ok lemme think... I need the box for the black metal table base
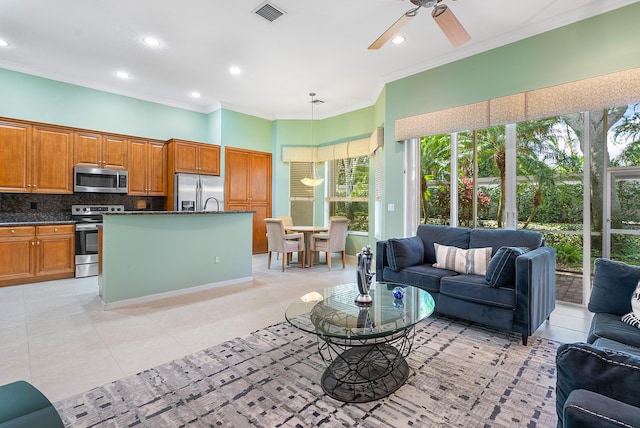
[317,327,414,403]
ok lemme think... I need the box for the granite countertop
[0,220,76,227]
[102,210,255,215]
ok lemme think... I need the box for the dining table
[285,225,329,267]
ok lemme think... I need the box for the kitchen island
[99,210,254,308]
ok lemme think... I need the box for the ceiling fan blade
[431,4,470,47]
[368,13,413,50]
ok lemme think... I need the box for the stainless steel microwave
[73,167,128,193]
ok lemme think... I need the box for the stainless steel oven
[72,205,124,278]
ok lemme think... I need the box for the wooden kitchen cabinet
[225,147,272,254]
[74,131,127,169]
[0,226,36,285]
[128,139,167,196]
[0,121,73,194]
[168,139,220,175]
[0,224,74,286]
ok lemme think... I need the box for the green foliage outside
[420,104,640,271]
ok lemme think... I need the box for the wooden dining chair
[264,218,305,271]
[309,217,349,270]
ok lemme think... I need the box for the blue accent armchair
[555,258,640,428]
[0,380,64,428]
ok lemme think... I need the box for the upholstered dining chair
[310,217,349,270]
[274,215,294,260]
[264,218,305,272]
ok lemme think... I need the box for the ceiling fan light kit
[301,92,325,187]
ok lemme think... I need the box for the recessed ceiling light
[0,39,9,47]
[190,91,201,99]
[229,66,242,75]
[142,36,162,47]
[392,35,406,45]
[115,70,131,79]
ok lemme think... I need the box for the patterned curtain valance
[395,67,640,141]
[282,127,384,162]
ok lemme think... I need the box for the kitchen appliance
[74,167,129,193]
[174,173,224,212]
[72,204,124,278]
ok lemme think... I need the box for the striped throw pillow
[433,243,493,275]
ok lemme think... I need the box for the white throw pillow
[433,243,493,276]
[632,280,640,319]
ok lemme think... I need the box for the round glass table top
[285,282,435,340]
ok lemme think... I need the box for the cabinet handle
[31,241,35,246]
[27,184,31,188]
[54,227,58,232]
[11,229,15,234]
[37,240,40,245]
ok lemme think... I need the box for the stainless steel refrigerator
[174,173,224,211]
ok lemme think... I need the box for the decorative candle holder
[355,245,375,306]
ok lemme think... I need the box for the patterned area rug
[55,317,559,427]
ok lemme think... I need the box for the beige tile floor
[0,253,591,403]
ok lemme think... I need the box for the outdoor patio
[556,271,586,305]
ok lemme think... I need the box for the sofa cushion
[386,236,424,272]
[587,312,640,348]
[485,246,529,288]
[439,275,516,309]
[381,264,456,294]
[417,224,471,264]
[588,258,640,315]
[433,243,492,275]
[469,228,543,253]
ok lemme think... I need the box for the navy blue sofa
[376,224,556,345]
[556,258,640,428]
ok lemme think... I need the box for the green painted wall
[0,68,209,142]
[101,213,253,304]
[381,2,640,238]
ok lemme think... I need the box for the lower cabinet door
[0,237,35,285]
[36,235,75,277]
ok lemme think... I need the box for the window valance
[282,127,383,162]
[395,67,640,141]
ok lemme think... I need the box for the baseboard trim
[101,276,254,310]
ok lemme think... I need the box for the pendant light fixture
[301,92,325,187]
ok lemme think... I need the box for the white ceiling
[0,0,637,120]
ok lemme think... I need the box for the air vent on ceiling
[254,2,285,22]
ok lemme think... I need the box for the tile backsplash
[0,193,166,222]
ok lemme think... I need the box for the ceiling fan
[368,0,470,50]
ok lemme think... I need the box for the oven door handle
[75,223,100,231]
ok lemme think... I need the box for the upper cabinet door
[102,135,128,170]
[172,140,199,173]
[127,138,148,196]
[31,126,73,194]
[148,141,167,196]
[197,144,220,176]
[0,120,31,192]
[74,132,102,168]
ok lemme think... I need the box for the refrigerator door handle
[195,177,201,211]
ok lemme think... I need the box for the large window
[327,156,369,231]
[289,162,314,225]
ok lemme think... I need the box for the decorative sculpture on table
[355,245,375,305]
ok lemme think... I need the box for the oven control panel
[71,205,125,215]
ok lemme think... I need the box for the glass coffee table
[285,282,435,403]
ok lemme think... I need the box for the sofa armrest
[375,240,388,281]
[513,246,556,338]
[556,342,640,428]
[562,389,640,428]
